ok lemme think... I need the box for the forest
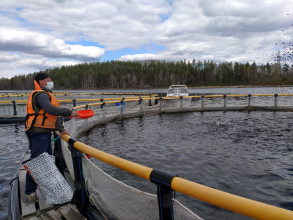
[0,59,292,90]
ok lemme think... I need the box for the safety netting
[61,99,202,220]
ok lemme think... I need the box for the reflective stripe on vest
[25,80,60,131]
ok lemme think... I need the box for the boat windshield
[168,89,177,94]
[179,89,187,93]
[168,88,188,94]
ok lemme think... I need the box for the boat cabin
[166,85,189,97]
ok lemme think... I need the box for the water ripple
[79,111,293,219]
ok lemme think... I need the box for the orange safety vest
[25,80,60,131]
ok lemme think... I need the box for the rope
[51,136,60,142]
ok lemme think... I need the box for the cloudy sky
[0,0,292,78]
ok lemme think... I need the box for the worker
[24,72,79,203]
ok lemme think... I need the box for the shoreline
[1,85,292,92]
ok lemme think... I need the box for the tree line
[0,60,292,90]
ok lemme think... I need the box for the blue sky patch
[16,7,23,11]
[17,17,35,27]
[102,43,166,61]
[159,12,172,22]
[65,39,105,48]
[10,52,21,55]
[17,17,26,22]
[166,0,173,5]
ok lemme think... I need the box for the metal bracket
[75,181,86,190]
[68,138,81,157]
[150,169,177,190]
[55,151,63,158]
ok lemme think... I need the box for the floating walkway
[14,152,88,220]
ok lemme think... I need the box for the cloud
[0,52,20,62]
[0,29,105,61]
[0,0,293,78]
[119,0,293,64]
[0,54,81,78]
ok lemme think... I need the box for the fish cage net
[61,100,202,220]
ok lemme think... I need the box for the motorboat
[164,85,191,108]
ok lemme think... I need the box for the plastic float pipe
[73,102,104,110]
[251,94,274,96]
[141,97,159,100]
[202,95,224,98]
[277,94,293,96]
[188,96,202,98]
[58,133,153,180]
[57,132,293,220]
[171,177,293,220]
[123,99,140,102]
[57,96,150,103]
[227,94,248,97]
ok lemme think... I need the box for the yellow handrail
[0,92,154,98]
[58,132,152,180]
[1,93,293,104]
[57,131,293,220]
[172,178,293,220]
[251,94,274,96]
[203,95,224,98]
[227,94,247,97]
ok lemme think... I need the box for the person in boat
[24,72,79,203]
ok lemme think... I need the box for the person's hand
[70,110,79,118]
[60,130,70,137]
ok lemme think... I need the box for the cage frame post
[121,98,125,116]
[160,97,162,113]
[248,94,251,106]
[100,99,106,120]
[68,138,89,208]
[140,98,143,114]
[72,99,76,107]
[223,94,227,108]
[274,94,278,107]
[11,101,17,115]
[53,132,66,174]
[201,95,204,109]
[150,169,176,220]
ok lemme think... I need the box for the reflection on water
[79,111,293,220]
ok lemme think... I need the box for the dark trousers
[25,132,52,195]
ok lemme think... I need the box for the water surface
[79,111,293,220]
[1,87,293,220]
